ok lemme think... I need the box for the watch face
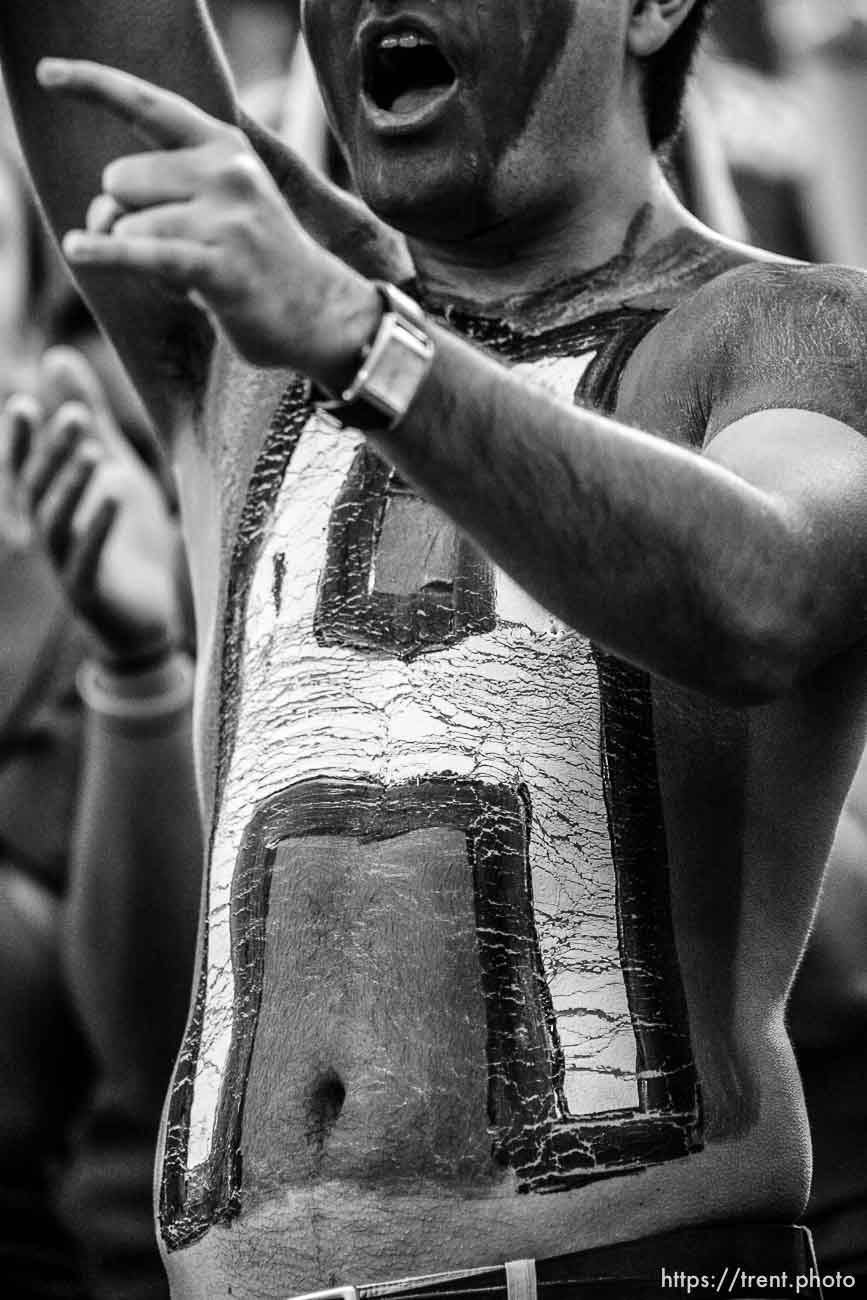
[314,448,496,659]
[332,298,435,432]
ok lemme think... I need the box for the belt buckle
[291,1290,358,1300]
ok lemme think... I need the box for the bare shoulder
[617,257,867,448]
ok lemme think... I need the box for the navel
[306,1069,347,1152]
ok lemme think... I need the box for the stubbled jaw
[361,23,459,134]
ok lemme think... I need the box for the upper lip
[356,11,461,85]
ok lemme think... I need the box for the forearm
[65,655,203,1109]
[0,0,235,434]
[370,326,813,702]
[0,0,235,222]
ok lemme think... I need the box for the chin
[353,145,492,242]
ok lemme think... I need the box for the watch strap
[316,281,435,433]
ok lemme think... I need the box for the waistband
[286,1223,822,1300]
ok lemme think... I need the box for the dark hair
[643,0,714,150]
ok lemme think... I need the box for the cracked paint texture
[160,314,700,1250]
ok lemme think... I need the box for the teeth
[378,31,434,51]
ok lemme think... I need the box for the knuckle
[86,195,107,230]
[218,152,261,196]
[220,209,252,244]
[57,401,92,435]
[41,345,83,375]
[222,125,249,153]
[76,444,101,476]
[112,211,149,240]
[134,87,157,118]
[102,159,125,194]
[111,213,134,239]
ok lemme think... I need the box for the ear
[626,0,700,59]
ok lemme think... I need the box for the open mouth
[364,30,458,119]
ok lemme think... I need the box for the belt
[287,1224,822,1300]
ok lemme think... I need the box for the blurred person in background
[779,11,867,1258]
[696,0,815,258]
[9,344,203,1300]
[1,13,309,1292]
[209,0,298,93]
[0,140,93,1299]
[0,143,44,375]
[2,94,200,1300]
[766,0,867,268]
[685,4,867,1277]
[698,0,867,266]
[788,751,867,1279]
[211,0,334,177]
[5,5,863,1294]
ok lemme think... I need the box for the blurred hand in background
[3,346,182,665]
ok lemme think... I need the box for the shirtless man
[1,1,866,1297]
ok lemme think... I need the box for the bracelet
[77,651,195,733]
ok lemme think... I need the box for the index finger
[37,58,230,149]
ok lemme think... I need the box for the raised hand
[37,59,381,389]
[4,347,181,664]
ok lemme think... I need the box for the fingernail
[37,58,70,86]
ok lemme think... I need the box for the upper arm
[714,267,867,669]
[0,0,237,440]
[622,262,867,671]
[700,267,867,632]
[706,407,867,664]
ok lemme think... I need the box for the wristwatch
[315,281,435,433]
